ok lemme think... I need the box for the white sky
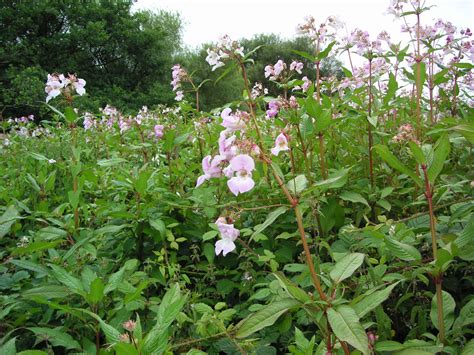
[133,0,473,50]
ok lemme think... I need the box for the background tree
[0,1,182,119]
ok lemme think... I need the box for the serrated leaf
[27,327,81,350]
[427,134,450,184]
[48,264,86,297]
[340,192,369,208]
[236,298,301,338]
[408,141,426,165]
[287,175,308,194]
[453,298,474,331]
[142,283,187,354]
[330,253,365,283]
[327,305,369,354]
[385,237,421,261]
[251,207,288,239]
[88,278,105,304]
[375,145,422,187]
[352,281,401,318]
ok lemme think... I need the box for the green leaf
[150,219,166,237]
[287,175,308,194]
[0,337,16,355]
[273,272,311,303]
[427,134,450,184]
[48,264,86,297]
[202,230,218,241]
[413,62,426,94]
[317,41,336,60]
[27,327,81,350]
[23,285,70,299]
[340,192,369,208]
[292,49,317,62]
[17,351,48,355]
[0,206,19,238]
[236,298,301,338]
[453,298,474,330]
[251,207,288,240]
[96,224,128,235]
[462,340,474,355]
[383,73,398,105]
[385,236,421,261]
[64,106,77,123]
[330,253,365,284]
[430,290,456,331]
[375,145,422,187]
[375,340,405,352]
[408,141,426,165]
[352,282,401,318]
[97,158,128,167]
[79,309,121,344]
[367,115,378,127]
[215,62,237,84]
[142,283,187,354]
[451,123,474,144]
[88,278,105,304]
[327,305,369,354]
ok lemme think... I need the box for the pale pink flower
[196,155,225,187]
[154,124,164,138]
[266,100,280,118]
[175,90,184,101]
[45,74,65,102]
[218,131,238,161]
[215,217,240,256]
[290,61,304,74]
[271,133,290,156]
[221,108,247,132]
[123,320,137,331]
[227,154,255,196]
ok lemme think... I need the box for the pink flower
[266,100,280,118]
[122,320,137,331]
[175,90,184,101]
[227,154,255,196]
[45,74,65,103]
[302,76,312,92]
[271,133,290,156]
[215,217,240,256]
[218,131,237,161]
[154,124,164,138]
[273,60,286,77]
[290,61,304,74]
[221,108,247,132]
[196,155,225,187]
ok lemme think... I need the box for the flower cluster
[264,60,304,81]
[250,82,268,99]
[206,35,244,71]
[196,108,258,196]
[171,64,188,101]
[392,124,419,144]
[296,15,342,44]
[45,73,86,103]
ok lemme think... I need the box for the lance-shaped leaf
[330,253,365,284]
[236,298,301,338]
[427,134,450,184]
[375,145,422,187]
[327,305,369,354]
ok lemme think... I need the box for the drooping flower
[196,155,225,187]
[215,217,240,256]
[271,133,290,156]
[45,74,65,103]
[302,76,312,92]
[218,131,237,161]
[227,154,255,196]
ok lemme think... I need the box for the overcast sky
[133,0,473,50]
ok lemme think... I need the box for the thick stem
[318,133,328,179]
[368,58,374,189]
[421,164,445,343]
